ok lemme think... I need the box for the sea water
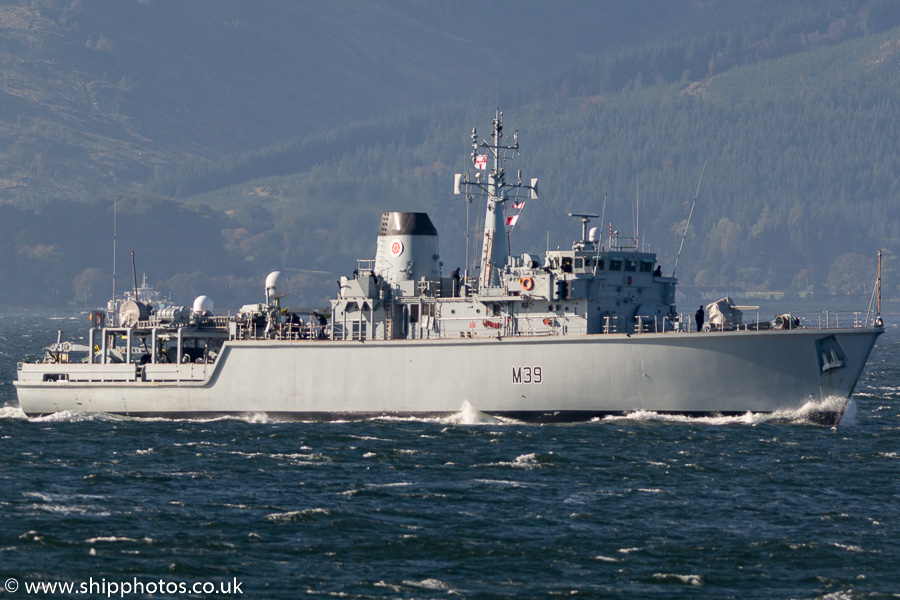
[1,312,898,599]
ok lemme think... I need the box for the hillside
[0,0,705,204]
[3,0,900,310]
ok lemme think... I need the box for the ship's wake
[598,396,852,427]
[0,404,28,420]
[374,401,515,426]
[3,397,853,427]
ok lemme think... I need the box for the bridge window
[609,259,622,271]
[640,261,654,273]
[625,260,637,272]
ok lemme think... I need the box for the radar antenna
[569,213,600,250]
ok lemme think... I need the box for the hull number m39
[512,366,542,384]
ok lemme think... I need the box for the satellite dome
[193,295,214,315]
[265,271,289,300]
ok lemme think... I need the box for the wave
[265,507,332,524]
[651,573,703,586]
[85,536,153,544]
[28,410,113,423]
[597,396,852,427]
[373,400,515,426]
[6,396,852,427]
[0,404,27,420]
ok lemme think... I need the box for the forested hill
[3,0,900,309]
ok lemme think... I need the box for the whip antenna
[593,158,611,274]
[672,160,707,278]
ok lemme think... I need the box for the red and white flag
[474,154,488,170]
[512,201,525,209]
[506,215,519,227]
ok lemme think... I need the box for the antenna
[672,161,707,278]
[131,250,138,299]
[591,159,611,275]
[112,195,117,313]
[878,250,882,317]
[569,213,599,249]
[602,159,610,249]
[635,177,640,250]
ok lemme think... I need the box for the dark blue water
[2,313,898,599]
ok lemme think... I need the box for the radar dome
[193,295,214,315]
[265,271,289,300]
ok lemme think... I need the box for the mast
[877,250,882,317]
[453,104,538,291]
[479,107,508,288]
[112,196,117,304]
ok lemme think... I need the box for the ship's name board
[512,366,542,384]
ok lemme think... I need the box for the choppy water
[1,312,899,599]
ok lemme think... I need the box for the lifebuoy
[522,277,534,291]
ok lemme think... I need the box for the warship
[15,108,883,424]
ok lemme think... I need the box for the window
[609,259,622,271]
[640,261,654,273]
[625,260,637,272]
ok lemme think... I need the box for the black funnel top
[379,212,437,237]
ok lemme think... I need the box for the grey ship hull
[16,327,880,425]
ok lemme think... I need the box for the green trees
[826,253,874,296]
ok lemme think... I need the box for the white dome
[193,295,214,314]
[265,271,289,300]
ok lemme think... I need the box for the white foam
[601,410,765,426]
[265,508,331,524]
[599,396,852,427]
[0,405,27,420]
[401,579,455,593]
[29,410,110,423]
[831,542,868,553]
[501,453,541,468]
[770,395,850,425]
[443,400,509,425]
[374,400,510,426]
[593,555,622,563]
[85,536,152,544]
[651,573,703,586]
[818,592,854,600]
